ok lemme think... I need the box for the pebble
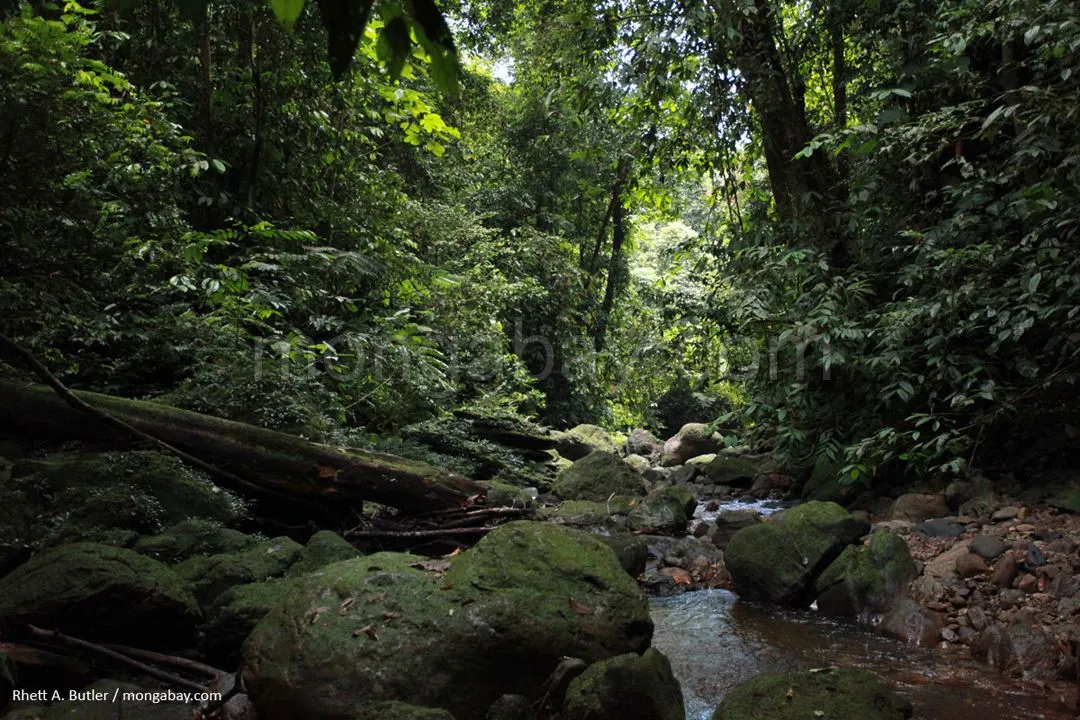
[999,589,1026,609]
[990,553,1019,587]
[956,552,988,578]
[968,606,988,631]
[968,534,1008,560]
[992,506,1020,521]
[1018,573,1038,592]
[941,627,959,642]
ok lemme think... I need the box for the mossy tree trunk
[0,380,481,513]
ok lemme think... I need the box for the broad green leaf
[270,0,305,31]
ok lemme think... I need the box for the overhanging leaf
[376,15,412,80]
[314,0,376,78]
[270,0,306,32]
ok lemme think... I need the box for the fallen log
[0,380,482,513]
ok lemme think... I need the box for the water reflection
[649,589,1075,720]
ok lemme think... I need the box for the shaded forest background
[2,0,1079,493]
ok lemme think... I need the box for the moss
[442,521,652,662]
[134,519,258,564]
[0,543,200,647]
[801,456,860,504]
[0,451,248,550]
[711,668,912,720]
[553,452,646,502]
[627,485,696,533]
[539,499,634,526]
[478,481,539,509]
[563,649,684,720]
[702,456,759,485]
[202,577,298,665]
[175,536,303,607]
[242,523,652,720]
[814,531,917,617]
[288,530,360,576]
[725,502,870,605]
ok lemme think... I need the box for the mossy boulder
[660,424,724,467]
[724,502,870,606]
[814,531,918,617]
[201,577,298,665]
[562,649,684,720]
[2,679,195,720]
[288,531,360,577]
[625,429,663,458]
[356,702,457,720]
[590,530,649,578]
[1,451,248,550]
[701,456,760,487]
[553,452,646,502]
[800,456,859,505]
[711,668,912,720]
[175,536,303,608]
[133,519,257,564]
[624,454,651,474]
[478,481,539,509]
[0,543,200,648]
[540,499,633,526]
[627,485,696,534]
[242,521,652,720]
[554,425,620,461]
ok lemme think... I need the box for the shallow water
[650,588,1076,720]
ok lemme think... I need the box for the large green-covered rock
[627,485,696,534]
[554,425,620,461]
[133,519,258,564]
[175,536,303,607]
[242,522,652,720]
[724,502,870,606]
[701,456,759,487]
[201,577,298,665]
[2,679,195,720]
[1,451,248,550]
[660,424,724,467]
[553,452,646,502]
[711,668,912,720]
[562,649,684,720]
[814,531,917,617]
[800,456,859,505]
[539,499,634,526]
[288,530,360,576]
[0,543,200,648]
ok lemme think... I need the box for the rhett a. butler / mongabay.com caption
[11,688,222,704]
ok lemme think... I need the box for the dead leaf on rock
[659,567,692,585]
[354,624,378,640]
[569,597,592,615]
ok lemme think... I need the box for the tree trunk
[0,381,481,513]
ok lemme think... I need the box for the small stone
[1050,574,1080,599]
[999,589,1025,609]
[941,627,960,642]
[916,518,965,538]
[1058,597,1080,619]
[969,535,1008,561]
[927,601,950,612]
[1024,543,1047,570]
[958,626,977,645]
[990,553,1019,588]
[968,606,988,631]
[992,506,1020,521]
[956,552,989,578]
[950,594,967,607]
[1018,574,1038,593]
[1015,524,1036,534]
